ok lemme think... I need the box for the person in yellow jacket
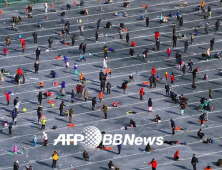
[52,150,59,168]
[41,117,47,130]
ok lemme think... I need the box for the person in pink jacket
[166,47,171,57]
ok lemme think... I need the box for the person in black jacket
[71,34,75,46]
[66,4,71,10]
[170,119,175,135]
[199,113,206,126]
[108,161,114,169]
[182,64,186,76]
[34,60,39,74]
[148,98,152,110]
[155,115,161,122]
[188,60,193,72]
[106,21,112,28]
[50,70,56,78]
[37,92,42,105]
[36,48,40,60]
[156,38,160,51]
[92,97,97,111]
[100,79,105,92]
[129,48,135,56]
[122,81,128,93]
[99,70,105,81]
[210,38,215,50]
[48,37,53,49]
[59,101,66,116]
[165,84,170,96]
[172,34,177,47]
[191,154,198,170]
[146,16,149,27]
[184,40,189,53]
[106,81,111,94]
[14,97,18,106]
[13,160,20,170]
[197,129,204,140]
[14,74,20,84]
[95,31,99,42]
[83,149,89,161]
[126,33,129,46]
[192,68,198,81]
[130,119,136,127]
[215,20,220,32]
[179,17,183,29]
[33,32,37,43]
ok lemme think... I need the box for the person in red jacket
[174,150,180,160]
[165,72,169,80]
[154,31,160,42]
[151,67,156,75]
[148,158,157,170]
[21,39,26,52]
[139,87,144,100]
[5,92,10,106]
[171,73,175,85]
[17,68,23,75]
[166,47,171,57]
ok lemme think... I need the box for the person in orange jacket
[171,73,175,85]
[174,150,180,160]
[165,72,169,80]
[79,72,84,82]
[39,82,44,89]
[105,68,111,76]
[140,87,144,100]
[98,90,104,103]
[151,67,156,75]
[148,158,158,170]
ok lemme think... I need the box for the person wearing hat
[101,103,108,119]
[148,158,158,170]
[165,72,169,80]
[197,129,204,141]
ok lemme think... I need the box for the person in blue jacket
[61,81,66,91]
[71,89,75,103]
[170,119,175,135]
[117,140,122,155]
[63,56,69,68]
[176,11,180,21]
[8,122,13,136]
[11,108,18,125]
[33,135,37,146]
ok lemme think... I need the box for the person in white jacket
[103,58,107,69]
[44,2,48,13]
[42,132,48,146]
[15,101,21,111]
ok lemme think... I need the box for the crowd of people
[0,0,221,169]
